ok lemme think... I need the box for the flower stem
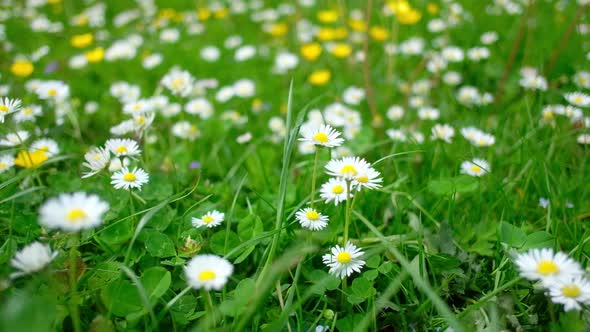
[69,233,82,332]
[310,149,320,208]
[343,180,352,246]
[202,290,216,326]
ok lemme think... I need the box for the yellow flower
[159,8,177,20]
[331,43,352,58]
[334,27,348,40]
[308,70,331,86]
[348,19,367,32]
[47,0,61,4]
[73,14,89,26]
[197,8,211,21]
[268,22,288,37]
[70,33,93,48]
[85,47,104,63]
[398,9,421,24]
[317,10,339,23]
[213,8,229,19]
[369,26,389,41]
[317,27,336,41]
[427,3,439,14]
[301,43,322,61]
[10,60,34,77]
[14,150,48,168]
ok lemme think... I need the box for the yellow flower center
[336,251,352,264]
[574,96,583,104]
[562,284,581,298]
[332,185,344,194]
[48,89,57,96]
[132,104,141,111]
[24,108,33,115]
[93,154,102,160]
[313,132,329,143]
[198,270,216,281]
[116,146,128,154]
[470,165,482,173]
[306,210,320,220]
[357,175,369,183]
[66,208,87,223]
[123,172,136,182]
[0,105,8,113]
[172,79,184,89]
[341,165,357,176]
[202,215,214,223]
[0,162,6,169]
[136,116,145,124]
[536,260,559,275]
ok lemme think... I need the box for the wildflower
[577,134,590,145]
[184,254,233,290]
[10,60,34,77]
[0,97,22,123]
[36,81,70,101]
[308,70,331,86]
[39,192,109,231]
[31,138,59,156]
[564,92,590,108]
[82,147,110,178]
[547,276,590,311]
[296,208,329,231]
[430,124,455,143]
[352,167,383,191]
[300,124,344,148]
[192,210,225,229]
[0,154,15,173]
[539,198,550,209]
[111,167,149,190]
[386,105,405,120]
[85,47,104,62]
[0,130,30,146]
[70,33,93,48]
[342,86,365,105]
[322,242,365,278]
[386,128,407,142]
[14,104,42,123]
[172,121,201,140]
[320,177,352,206]
[460,159,490,177]
[161,68,195,97]
[300,43,322,61]
[11,242,58,278]
[105,138,141,158]
[14,150,48,168]
[515,248,583,285]
[418,107,440,120]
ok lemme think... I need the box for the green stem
[69,233,82,332]
[343,180,352,245]
[202,290,216,327]
[310,149,320,209]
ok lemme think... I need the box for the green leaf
[366,255,381,269]
[140,267,171,302]
[237,214,264,241]
[522,231,554,250]
[428,254,462,271]
[210,230,240,255]
[219,278,256,317]
[347,277,376,304]
[499,222,527,248]
[378,261,393,274]
[100,220,134,245]
[427,176,479,196]
[307,269,340,295]
[87,261,120,290]
[336,313,364,331]
[101,279,143,317]
[139,230,176,257]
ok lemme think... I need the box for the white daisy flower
[577,134,590,145]
[192,210,225,229]
[0,154,15,173]
[322,242,365,279]
[352,167,383,191]
[30,138,59,156]
[573,71,590,89]
[36,81,70,101]
[547,276,590,311]
[172,121,201,141]
[185,98,214,119]
[295,208,329,231]
[82,147,110,178]
[233,79,255,98]
[515,248,583,285]
[460,159,490,177]
[39,192,109,231]
[564,92,590,108]
[123,99,154,114]
[342,86,365,105]
[184,254,233,290]
[0,97,22,123]
[417,107,440,120]
[300,124,344,148]
[11,241,58,278]
[105,138,141,158]
[111,167,149,190]
[0,130,30,146]
[386,105,405,120]
[386,128,407,142]
[325,156,371,180]
[14,104,42,123]
[320,177,352,206]
[430,124,455,143]
[161,68,195,97]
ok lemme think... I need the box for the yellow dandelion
[11,60,34,77]
[14,150,48,168]
[308,70,331,86]
[70,33,93,48]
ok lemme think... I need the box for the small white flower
[320,177,352,206]
[0,130,30,146]
[352,166,383,191]
[564,92,590,108]
[30,138,59,156]
[0,154,15,173]
[386,105,404,120]
[105,138,141,158]
[185,98,214,119]
[577,134,590,145]
[39,192,109,231]
[111,167,149,190]
[295,208,329,231]
[300,124,344,148]
[515,248,583,285]
[192,210,224,229]
[460,159,490,177]
[184,254,233,290]
[82,147,110,178]
[325,156,371,180]
[0,97,22,123]
[547,276,590,311]
[322,242,365,279]
[11,241,58,278]
[431,124,455,143]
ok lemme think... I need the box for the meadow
[1,0,590,331]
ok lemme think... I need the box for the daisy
[14,104,42,123]
[295,208,329,231]
[0,130,30,146]
[82,146,110,178]
[322,242,365,279]
[577,134,590,145]
[300,124,344,148]
[30,138,59,156]
[39,192,109,231]
[192,210,225,229]
[320,177,352,206]
[36,80,70,101]
[11,241,58,278]
[184,254,234,290]
[172,121,201,141]
[111,167,149,190]
[352,167,383,191]
[547,276,590,311]
[431,124,455,143]
[161,68,195,97]
[564,92,590,108]
[233,79,255,98]
[325,156,371,180]
[105,138,141,158]
[417,107,440,120]
[185,98,214,119]
[386,105,405,120]
[386,129,407,142]
[515,248,583,285]
[0,154,15,173]
[123,99,153,114]
[342,86,365,105]
[0,97,22,123]
[460,159,490,177]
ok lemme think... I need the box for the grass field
[1,0,590,331]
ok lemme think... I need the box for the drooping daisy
[11,241,58,278]
[515,248,583,285]
[300,124,344,148]
[322,242,365,279]
[0,154,15,173]
[320,177,352,206]
[184,254,234,290]
[325,156,371,180]
[295,208,329,231]
[564,92,590,108]
[105,138,141,158]
[352,167,383,191]
[0,97,22,123]
[111,167,149,190]
[192,210,225,229]
[547,276,590,311]
[39,192,109,231]
[82,147,110,178]
[460,159,490,177]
